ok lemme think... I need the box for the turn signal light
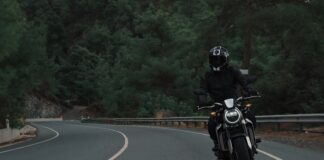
[210,112,217,119]
[245,103,252,108]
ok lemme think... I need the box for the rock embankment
[25,95,62,118]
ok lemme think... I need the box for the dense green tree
[0,0,55,127]
[251,2,324,114]
[1,0,323,123]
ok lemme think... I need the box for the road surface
[0,121,323,160]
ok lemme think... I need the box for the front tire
[232,137,252,160]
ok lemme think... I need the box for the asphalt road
[0,121,323,160]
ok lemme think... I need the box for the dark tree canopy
[0,0,323,127]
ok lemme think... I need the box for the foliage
[0,0,323,123]
[0,0,55,127]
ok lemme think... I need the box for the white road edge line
[0,123,60,154]
[257,149,283,160]
[107,129,128,160]
[128,125,283,160]
[69,124,128,160]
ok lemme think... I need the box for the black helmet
[209,46,229,71]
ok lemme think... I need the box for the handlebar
[196,95,261,111]
[196,102,222,111]
[236,95,261,101]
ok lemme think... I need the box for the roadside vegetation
[0,0,323,127]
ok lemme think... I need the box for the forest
[0,0,323,127]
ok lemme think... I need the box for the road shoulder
[0,125,37,148]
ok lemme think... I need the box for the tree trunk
[242,0,253,69]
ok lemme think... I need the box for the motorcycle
[196,95,261,160]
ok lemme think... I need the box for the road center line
[127,125,283,160]
[68,124,128,160]
[0,123,60,154]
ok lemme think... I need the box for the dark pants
[208,110,256,141]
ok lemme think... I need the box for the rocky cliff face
[25,95,62,118]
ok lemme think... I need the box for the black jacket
[200,66,252,102]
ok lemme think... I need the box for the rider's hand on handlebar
[195,106,200,112]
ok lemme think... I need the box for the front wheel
[232,137,252,160]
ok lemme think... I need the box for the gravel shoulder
[257,129,324,153]
[145,124,324,153]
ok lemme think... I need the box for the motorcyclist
[197,46,257,159]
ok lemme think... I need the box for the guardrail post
[6,119,10,129]
[299,123,304,132]
[257,122,260,129]
[276,123,280,131]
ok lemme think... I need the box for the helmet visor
[209,56,226,68]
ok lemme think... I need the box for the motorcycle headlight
[224,108,242,124]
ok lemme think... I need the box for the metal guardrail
[256,114,324,123]
[83,113,324,133]
[84,114,324,123]
[82,113,324,133]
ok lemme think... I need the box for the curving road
[0,121,323,160]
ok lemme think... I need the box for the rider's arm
[195,73,209,107]
[199,72,210,94]
[233,68,254,93]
